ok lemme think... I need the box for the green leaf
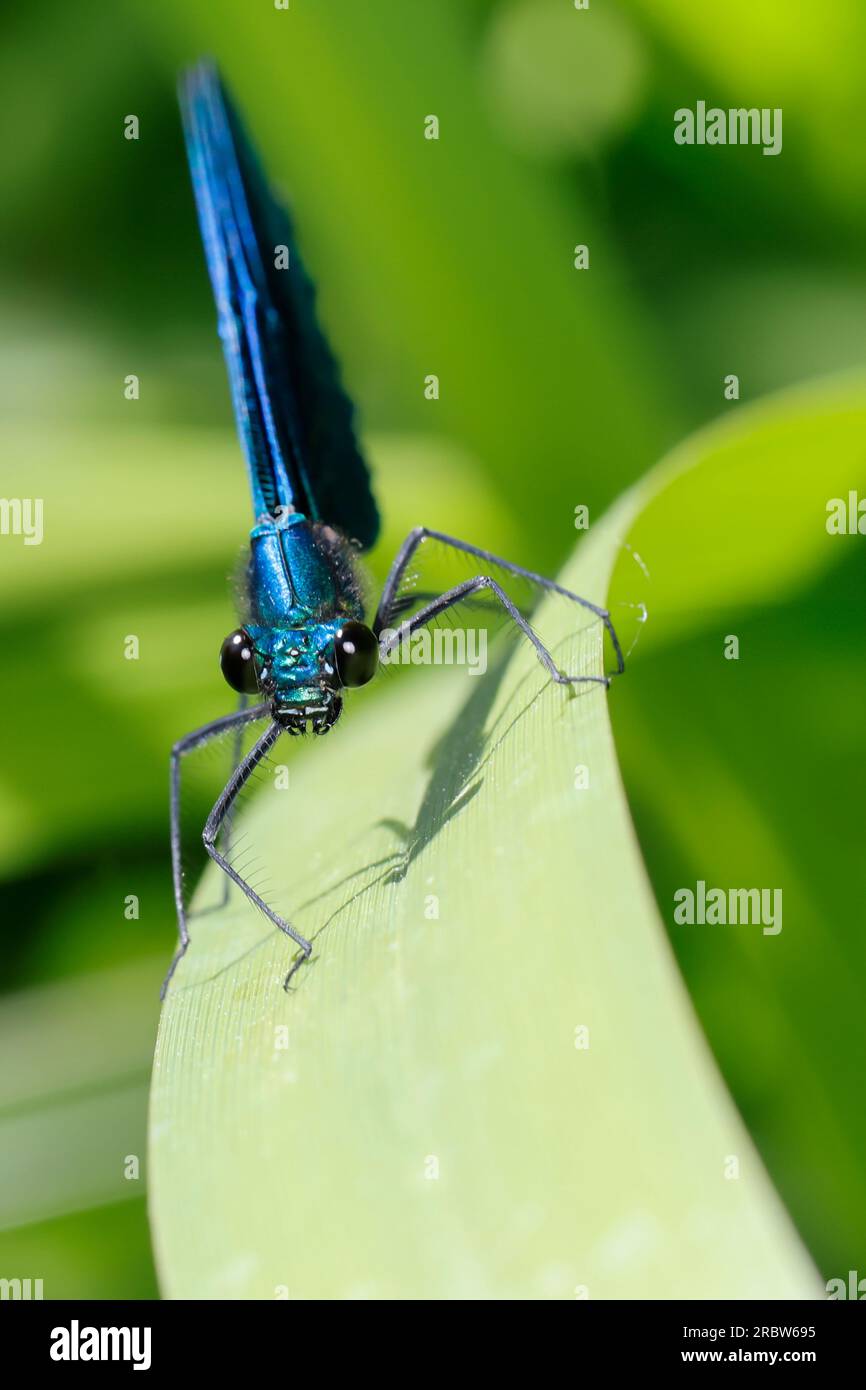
[149,390,831,1297]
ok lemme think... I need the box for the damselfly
[164,62,624,997]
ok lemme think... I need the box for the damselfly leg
[201,721,313,992]
[165,701,278,998]
[374,526,624,687]
[164,707,313,999]
[216,694,249,909]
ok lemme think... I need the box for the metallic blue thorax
[248,513,338,624]
[246,513,361,703]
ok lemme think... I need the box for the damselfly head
[273,691,343,736]
[219,620,378,734]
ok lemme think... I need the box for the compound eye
[220,628,259,693]
[333,621,378,688]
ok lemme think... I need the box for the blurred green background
[1,0,864,1297]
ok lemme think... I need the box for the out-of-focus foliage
[481,0,648,159]
[1,0,865,1296]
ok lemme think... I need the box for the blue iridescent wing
[179,61,379,549]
